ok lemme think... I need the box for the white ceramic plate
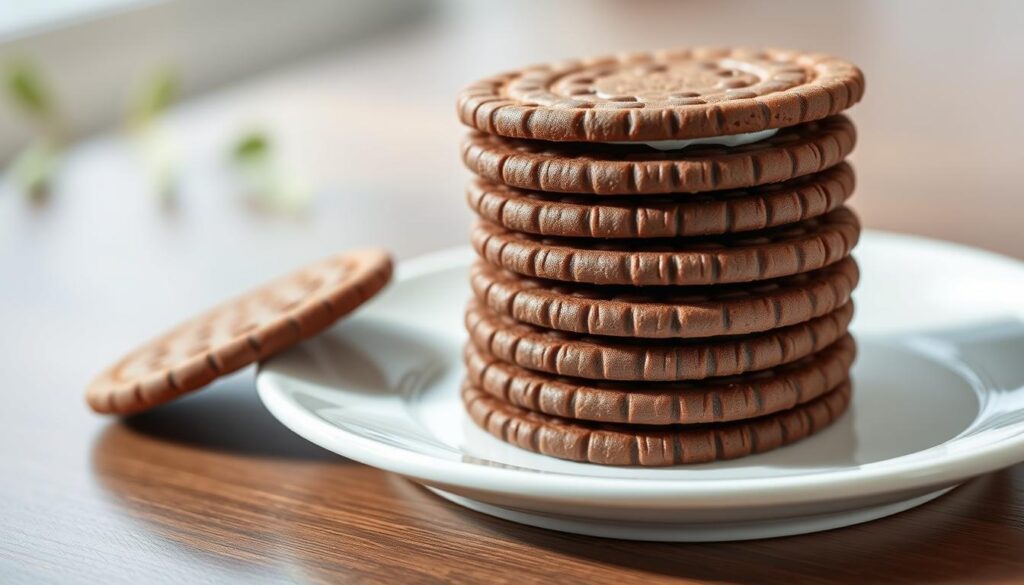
[257,232,1024,541]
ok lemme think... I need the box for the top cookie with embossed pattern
[457,47,864,143]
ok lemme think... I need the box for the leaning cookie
[86,249,393,415]
[462,380,853,466]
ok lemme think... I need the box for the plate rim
[257,230,1024,508]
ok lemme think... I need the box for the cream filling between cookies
[610,128,778,151]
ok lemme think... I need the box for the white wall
[0,0,422,160]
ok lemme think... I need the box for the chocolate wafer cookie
[472,206,859,286]
[467,163,855,239]
[87,249,393,415]
[457,47,865,466]
[470,257,858,338]
[465,334,855,425]
[465,300,853,381]
[457,48,864,144]
[462,380,852,466]
[462,116,855,195]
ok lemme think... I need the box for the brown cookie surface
[457,48,864,143]
[462,379,852,466]
[87,249,393,415]
[465,300,853,381]
[470,257,858,338]
[462,115,855,195]
[472,206,859,286]
[466,163,854,239]
[465,334,855,425]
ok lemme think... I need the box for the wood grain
[2,1,1024,583]
[79,379,1024,585]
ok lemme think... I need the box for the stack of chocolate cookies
[456,48,864,466]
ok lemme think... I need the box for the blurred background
[0,0,1019,377]
[2,2,1023,581]
[2,0,1023,381]
[4,0,1023,409]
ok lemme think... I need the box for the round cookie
[461,115,855,195]
[464,300,853,381]
[466,163,854,239]
[472,206,859,286]
[464,334,855,425]
[470,257,858,338]
[462,380,853,466]
[86,249,393,415]
[457,47,864,143]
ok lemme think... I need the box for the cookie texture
[86,249,393,415]
[465,300,853,381]
[462,379,852,466]
[457,48,865,465]
[457,48,864,143]
[472,206,859,286]
[470,257,858,338]
[465,334,855,425]
[462,115,855,195]
[466,163,854,239]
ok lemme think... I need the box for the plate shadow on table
[409,469,1024,584]
[92,316,425,463]
[97,370,344,461]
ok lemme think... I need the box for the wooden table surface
[3,2,1024,583]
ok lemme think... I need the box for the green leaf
[232,131,270,164]
[229,129,309,214]
[4,60,54,122]
[131,67,178,128]
[10,139,60,198]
